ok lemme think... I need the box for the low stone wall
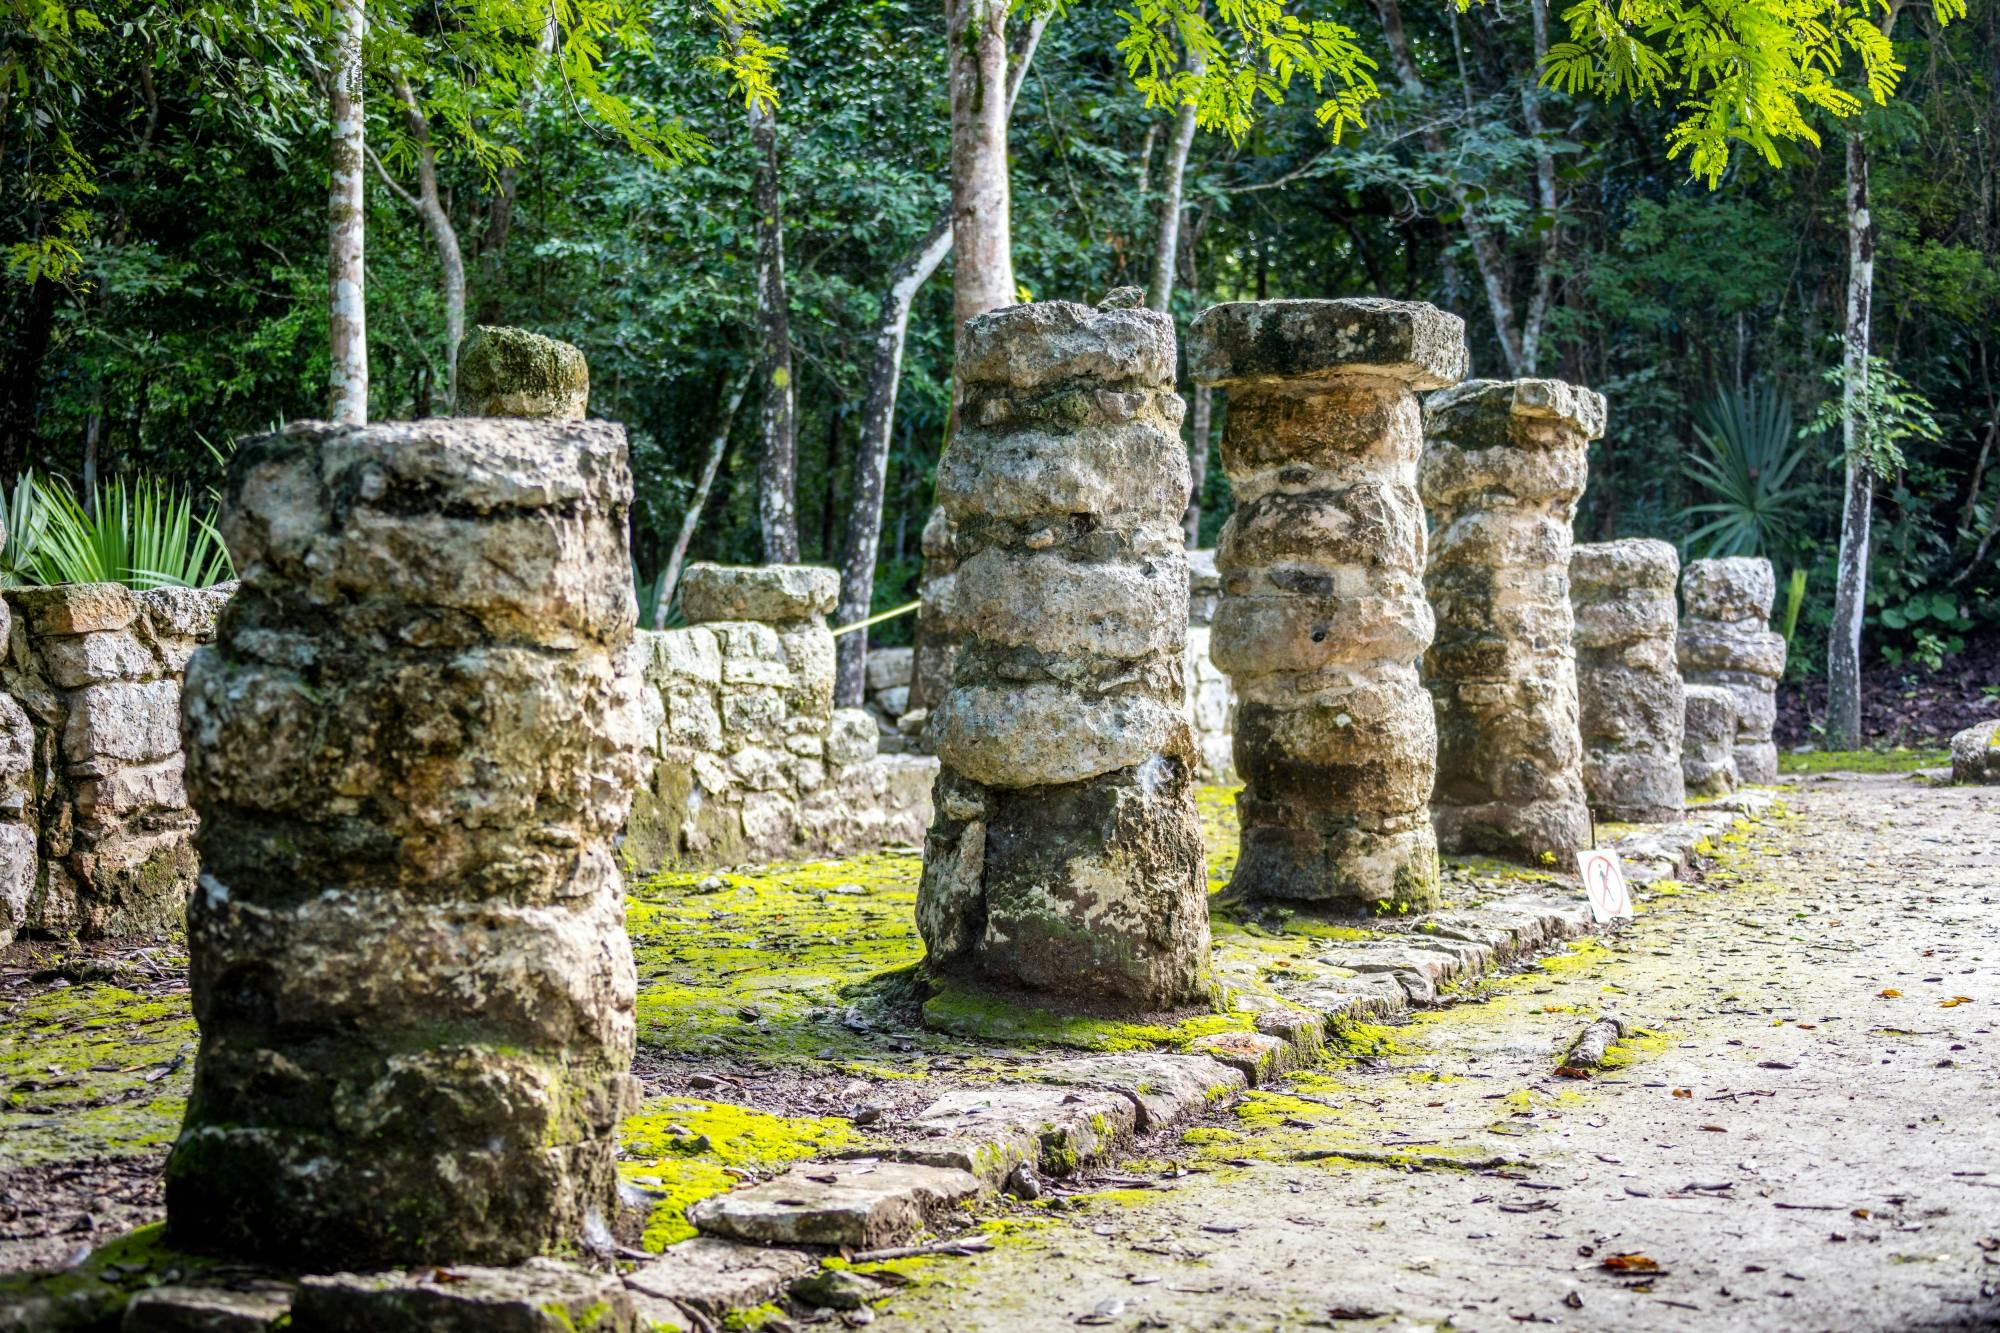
[623,564,935,872]
[0,582,232,945]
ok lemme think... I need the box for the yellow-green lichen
[618,1098,857,1251]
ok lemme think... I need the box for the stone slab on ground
[1021,1053,1247,1132]
[289,1262,635,1333]
[624,1238,815,1326]
[687,1161,980,1249]
[899,1085,1138,1185]
[1188,1030,1296,1085]
[122,1283,294,1332]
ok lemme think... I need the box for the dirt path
[871,774,2000,1331]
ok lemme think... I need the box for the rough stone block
[1572,540,1684,823]
[1679,557,1785,786]
[122,1281,294,1332]
[1189,1030,1294,1086]
[680,563,838,626]
[828,708,878,768]
[624,1238,815,1321]
[1951,718,2000,785]
[866,646,914,693]
[138,584,235,643]
[7,582,138,636]
[687,1161,980,1249]
[62,677,182,769]
[1188,297,1467,389]
[290,1262,633,1333]
[1025,1053,1245,1131]
[457,325,589,420]
[904,1085,1137,1184]
[648,626,722,683]
[40,628,162,689]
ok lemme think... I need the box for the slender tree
[750,95,799,562]
[327,0,367,425]
[369,74,463,409]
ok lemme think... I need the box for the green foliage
[1807,352,1942,477]
[1679,381,1815,560]
[1540,0,1964,186]
[1778,566,1807,647]
[0,474,233,589]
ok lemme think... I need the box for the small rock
[851,1104,885,1127]
[1005,1164,1043,1200]
[790,1269,882,1312]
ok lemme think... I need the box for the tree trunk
[662,368,753,622]
[837,14,1046,706]
[1517,0,1559,375]
[1825,130,1875,750]
[1145,50,1202,314]
[327,0,368,425]
[1375,0,1522,376]
[947,0,1014,328]
[372,78,467,412]
[750,99,799,563]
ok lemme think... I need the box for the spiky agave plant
[1679,381,1815,560]
[0,474,50,587]
[29,475,233,589]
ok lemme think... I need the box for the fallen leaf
[1672,1088,1692,1099]
[1700,1125,1728,1133]
[1879,989,1902,999]
[1853,1208,1871,1219]
[1940,997,1974,1008]
[1601,1254,1661,1273]
[1555,1065,1592,1080]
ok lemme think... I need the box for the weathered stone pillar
[1421,378,1603,861]
[1951,718,2000,785]
[1187,299,1466,909]
[1678,557,1785,784]
[458,325,589,419]
[1570,539,1685,823]
[1682,684,1739,797]
[917,299,1209,1007]
[166,416,645,1267]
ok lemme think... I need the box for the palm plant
[0,475,49,587]
[8,474,233,589]
[1678,381,1815,560]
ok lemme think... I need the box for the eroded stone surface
[1678,556,1784,784]
[1571,539,1685,823]
[165,417,644,1268]
[457,325,588,420]
[1951,718,2000,785]
[1682,683,1738,797]
[1190,299,1466,909]
[289,1262,634,1333]
[903,1085,1137,1184]
[624,1237,815,1320]
[687,1161,980,1249]
[917,301,1210,1007]
[1421,378,1602,862]
[679,563,838,626]
[122,1282,294,1332]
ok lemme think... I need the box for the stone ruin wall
[622,563,935,874]
[1679,556,1786,785]
[0,581,233,947]
[1570,539,1686,823]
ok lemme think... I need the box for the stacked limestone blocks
[1570,539,1686,823]
[166,416,646,1267]
[1682,685,1739,796]
[1421,378,1604,860]
[1678,557,1785,784]
[1188,299,1467,909]
[918,299,1210,1007]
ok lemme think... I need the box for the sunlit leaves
[1538,0,1964,187]
[1114,0,1380,144]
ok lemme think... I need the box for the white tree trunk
[1826,129,1875,749]
[947,0,1013,330]
[327,0,368,425]
[662,368,753,623]
[373,77,466,412]
[750,99,799,563]
[1145,50,1203,314]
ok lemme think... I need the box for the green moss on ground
[0,983,195,1168]
[919,981,1256,1052]
[619,1098,859,1251]
[1777,747,1949,774]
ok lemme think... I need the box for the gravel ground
[868,773,2000,1332]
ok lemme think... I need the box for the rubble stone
[1950,718,2000,785]
[687,1161,980,1248]
[289,1262,634,1333]
[679,562,838,626]
[165,417,644,1268]
[1678,556,1785,784]
[1682,684,1739,797]
[918,300,1211,1007]
[456,325,588,420]
[1422,378,1604,861]
[1190,299,1466,908]
[1570,539,1685,822]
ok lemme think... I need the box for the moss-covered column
[917,299,1210,1008]
[457,325,589,419]
[1421,378,1603,861]
[1678,557,1785,784]
[1186,299,1466,909]
[166,417,645,1267]
[1571,539,1686,823]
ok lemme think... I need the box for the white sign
[1577,849,1634,922]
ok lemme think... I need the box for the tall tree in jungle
[328,0,368,424]
[750,94,799,562]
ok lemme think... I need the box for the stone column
[1421,378,1603,861]
[1570,539,1686,823]
[458,325,589,419]
[1682,684,1739,796]
[917,299,1209,1008]
[166,416,645,1267]
[1678,557,1785,784]
[1187,299,1466,909]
